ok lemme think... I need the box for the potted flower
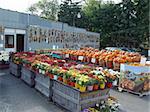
[57,72,63,82]
[75,76,80,89]
[87,79,94,91]
[48,69,54,79]
[70,76,76,87]
[63,72,71,84]
[78,81,87,92]
[78,75,89,92]
[106,77,113,88]
[98,75,106,89]
[93,79,99,90]
[52,68,58,80]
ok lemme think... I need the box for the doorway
[16,34,24,52]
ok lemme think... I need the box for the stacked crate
[9,62,21,77]
[21,67,35,87]
[35,73,53,98]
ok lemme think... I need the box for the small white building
[0,8,100,52]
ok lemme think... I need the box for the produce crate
[21,67,35,87]
[35,73,53,98]
[9,62,21,77]
[52,81,109,112]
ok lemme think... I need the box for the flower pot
[100,83,105,89]
[68,81,72,85]
[83,57,87,62]
[79,85,86,92]
[106,61,113,69]
[58,76,63,82]
[54,75,58,80]
[87,57,91,63]
[41,70,45,75]
[75,83,79,89]
[93,84,99,90]
[88,85,93,91]
[106,82,113,88]
[113,61,120,70]
[49,74,54,79]
[39,69,41,73]
[99,59,103,67]
[63,79,68,84]
[70,82,75,87]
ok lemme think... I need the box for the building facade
[0,8,100,52]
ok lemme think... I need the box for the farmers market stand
[9,52,114,112]
[8,49,150,111]
[9,63,110,112]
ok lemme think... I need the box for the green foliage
[83,0,149,48]
[28,0,59,21]
[58,0,85,27]
[28,0,149,48]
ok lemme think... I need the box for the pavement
[0,69,150,112]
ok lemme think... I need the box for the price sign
[91,58,96,63]
[78,56,84,60]
[140,56,146,65]
[113,80,118,86]
[65,54,69,58]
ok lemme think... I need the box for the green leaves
[28,0,59,21]
[28,0,148,48]
[58,0,83,27]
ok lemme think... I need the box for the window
[5,35,14,48]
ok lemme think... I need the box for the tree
[134,0,149,47]
[58,0,85,27]
[84,0,149,48]
[83,0,102,31]
[28,0,59,21]
[28,4,38,15]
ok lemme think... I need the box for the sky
[0,0,122,13]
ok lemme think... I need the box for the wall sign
[28,25,100,48]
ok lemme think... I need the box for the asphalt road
[0,69,149,112]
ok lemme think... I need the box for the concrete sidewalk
[0,70,66,112]
[0,69,149,112]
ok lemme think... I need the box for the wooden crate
[21,67,35,87]
[35,73,53,98]
[52,81,109,112]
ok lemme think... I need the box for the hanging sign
[140,56,147,65]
